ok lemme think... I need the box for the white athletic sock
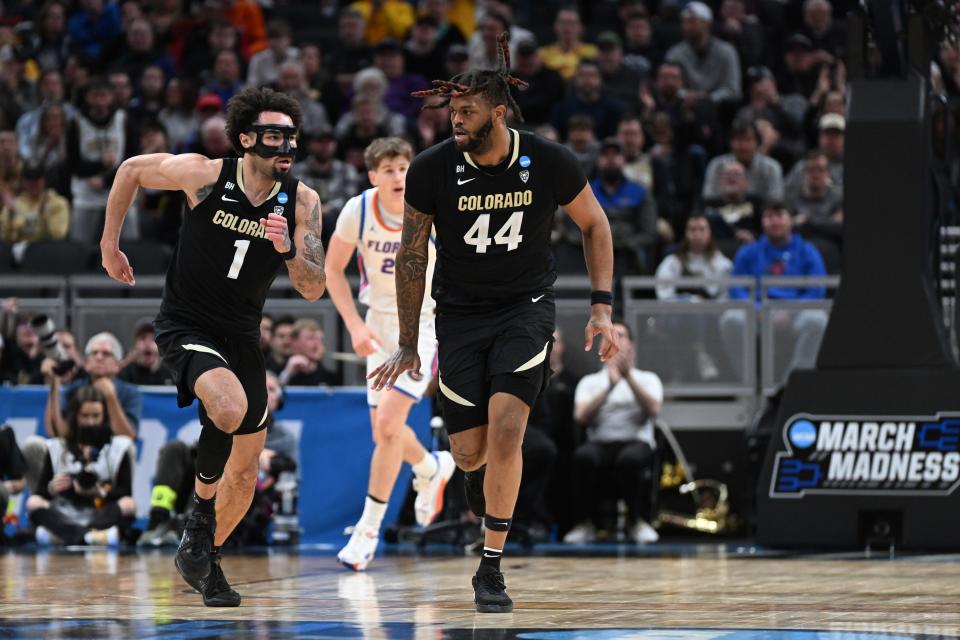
[412,452,439,479]
[358,496,388,531]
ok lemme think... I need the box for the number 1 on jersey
[227,239,250,279]
[464,211,524,254]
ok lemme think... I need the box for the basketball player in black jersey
[370,34,619,612]
[100,87,326,606]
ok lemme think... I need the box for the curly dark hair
[412,32,528,122]
[224,87,304,156]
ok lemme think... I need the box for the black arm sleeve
[403,147,440,216]
[543,140,588,206]
[105,453,132,502]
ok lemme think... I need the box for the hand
[40,357,58,382]
[92,376,116,399]
[101,244,135,285]
[815,64,831,97]
[794,213,809,226]
[639,81,655,113]
[72,479,99,497]
[348,322,382,357]
[584,305,619,363]
[2,297,17,314]
[734,228,756,244]
[284,354,311,375]
[606,361,623,386]
[49,473,71,495]
[259,212,292,254]
[368,345,421,391]
[616,351,632,376]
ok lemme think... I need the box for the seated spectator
[648,112,708,237]
[138,371,299,546]
[1,315,43,385]
[538,8,597,81]
[468,10,534,72]
[128,66,167,127]
[372,39,428,123]
[715,0,765,69]
[622,9,660,75]
[265,315,295,374]
[775,34,821,100]
[183,115,231,159]
[703,119,783,203]
[595,32,643,112]
[800,0,846,60]
[203,49,245,106]
[293,130,360,240]
[326,8,374,103]
[46,332,141,439]
[260,314,273,357]
[108,70,135,113]
[27,385,136,546]
[0,425,26,540]
[443,44,470,81]
[665,2,742,106]
[403,15,445,83]
[20,1,71,73]
[15,70,77,162]
[421,0,467,54]
[640,62,717,155]
[617,115,653,191]
[22,103,70,197]
[704,159,762,243]
[655,214,733,380]
[785,150,843,244]
[112,18,176,83]
[786,113,845,202]
[67,0,122,66]
[279,319,339,386]
[158,78,200,152]
[415,94,453,152]
[510,38,566,128]
[564,115,600,179]
[336,93,406,176]
[737,66,805,169]
[118,321,172,386]
[0,130,22,195]
[719,202,828,377]
[0,163,70,249]
[246,20,299,90]
[543,328,582,536]
[349,0,414,45]
[276,61,330,138]
[566,321,663,544]
[551,60,623,140]
[590,138,658,275]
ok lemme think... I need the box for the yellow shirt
[0,189,70,244]
[538,42,598,80]
[350,0,415,44]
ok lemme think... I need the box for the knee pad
[195,409,234,484]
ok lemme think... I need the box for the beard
[600,168,623,183]
[454,117,494,152]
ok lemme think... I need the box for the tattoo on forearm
[287,197,326,297]
[396,202,432,347]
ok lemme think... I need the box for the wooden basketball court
[1,546,958,638]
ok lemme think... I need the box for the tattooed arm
[368,200,433,391]
[101,153,222,285]
[273,183,326,301]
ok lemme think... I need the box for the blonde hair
[291,318,321,339]
[363,137,413,171]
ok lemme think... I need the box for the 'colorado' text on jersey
[334,187,437,318]
[404,129,586,309]
[159,157,299,338]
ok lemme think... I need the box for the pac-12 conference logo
[770,413,960,498]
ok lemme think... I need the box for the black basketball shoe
[473,566,513,613]
[463,465,486,518]
[175,511,215,591]
[201,552,241,607]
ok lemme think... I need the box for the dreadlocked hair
[411,32,529,122]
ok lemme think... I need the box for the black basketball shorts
[154,317,269,435]
[436,291,555,434]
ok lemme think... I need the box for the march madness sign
[770,413,960,497]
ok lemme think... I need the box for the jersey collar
[236,158,282,204]
[462,128,521,173]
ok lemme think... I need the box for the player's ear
[493,104,507,123]
[367,169,379,186]
[239,131,255,150]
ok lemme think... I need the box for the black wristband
[590,290,613,306]
[281,243,297,261]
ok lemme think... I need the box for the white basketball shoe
[338,525,379,571]
[413,451,456,527]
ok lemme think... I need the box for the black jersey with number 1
[404,129,587,310]
[157,157,299,339]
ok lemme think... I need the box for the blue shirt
[60,375,142,431]
[67,3,122,61]
[729,233,826,301]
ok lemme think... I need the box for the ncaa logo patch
[519,155,531,168]
[274,206,284,215]
[277,192,289,204]
[519,170,529,183]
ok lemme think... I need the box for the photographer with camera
[27,385,136,545]
[44,332,140,439]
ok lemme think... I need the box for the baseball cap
[786,33,814,51]
[374,38,402,55]
[516,38,538,56]
[819,113,845,132]
[595,31,622,49]
[746,65,774,83]
[681,1,713,22]
[446,44,469,61]
[21,163,45,180]
[600,137,624,153]
[196,94,224,112]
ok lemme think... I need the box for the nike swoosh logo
[457,178,476,185]
[222,195,238,202]
[198,472,217,480]
[531,295,545,303]
[483,553,499,558]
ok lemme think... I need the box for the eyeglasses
[88,349,115,358]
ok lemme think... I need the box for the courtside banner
[770,412,960,498]
[1,386,430,541]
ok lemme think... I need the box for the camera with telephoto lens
[30,315,75,376]
[73,469,99,491]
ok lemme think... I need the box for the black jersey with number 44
[158,157,299,339]
[405,129,587,310]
